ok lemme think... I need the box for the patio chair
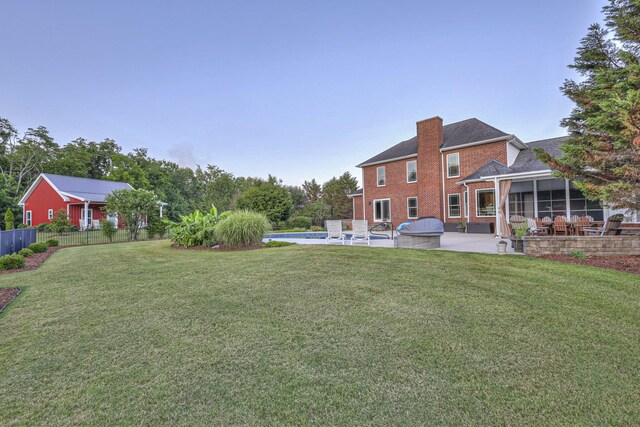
[325,220,345,244]
[541,216,552,224]
[574,216,591,236]
[527,218,548,236]
[583,214,624,236]
[350,220,370,245]
[509,215,527,234]
[553,216,568,235]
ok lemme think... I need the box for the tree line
[0,117,358,229]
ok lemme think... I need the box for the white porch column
[533,179,538,218]
[565,179,571,218]
[159,204,164,219]
[83,201,89,230]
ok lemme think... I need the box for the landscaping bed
[0,247,60,275]
[0,288,20,312]
[541,254,640,275]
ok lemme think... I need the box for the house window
[407,197,418,219]
[476,189,496,217]
[448,194,461,218]
[373,199,390,222]
[48,209,54,220]
[406,160,417,183]
[376,166,386,186]
[26,211,32,226]
[447,153,460,178]
[463,191,469,218]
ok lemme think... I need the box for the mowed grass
[0,241,639,425]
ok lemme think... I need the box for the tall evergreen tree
[535,0,640,212]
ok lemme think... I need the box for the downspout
[440,151,446,221]
[462,182,470,233]
[494,177,500,238]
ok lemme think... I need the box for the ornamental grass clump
[214,210,271,248]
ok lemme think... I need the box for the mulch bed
[0,288,20,312]
[0,246,61,275]
[171,243,262,252]
[540,255,640,275]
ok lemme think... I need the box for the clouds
[167,142,199,167]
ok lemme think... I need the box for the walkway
[264,232,517,254]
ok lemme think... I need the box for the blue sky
[1,0,606,186]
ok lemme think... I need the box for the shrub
[263,241,296,248]
[46,239,59,247]
[28,242,49,253]
[70,225,79,232]
[167,205,227,247]
[570,250,588,260]
[146,214,166,238]
[18,248,34,257]
[4,208,14,231]
[288,216,312,229]
[100,220,117,242]
[214,210,271,248]
[37,222,51,231]
[0,254,25,270]
[310,225,324,232]
[48,209,72,234]
[16,223,31,229]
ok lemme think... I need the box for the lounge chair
[325,220,345,244]
[350,220,370,245]
[583,214,624,236]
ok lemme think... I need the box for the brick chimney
[416,116,444,219]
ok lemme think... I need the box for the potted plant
[509,222,528,253]
[496,240,508,254]
[456,221,466,233]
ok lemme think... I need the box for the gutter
[356,154,418,168]
[456,169,554,185]
[440,135,521,152]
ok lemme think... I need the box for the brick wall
[443,141,507,224]
[525,236,640,256]
[352,195,363,220]
[362,156,419,226]
[417,117,443,219]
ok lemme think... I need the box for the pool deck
[264,232,518,255]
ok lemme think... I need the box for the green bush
[570,250,588,260]
[28,242,49,253]
[263,241,296,248]
[167,205,227,247]
[0,254,25,270]
[46,239,59,247]
[48,209,72,234]
[287,216,312,229]
[310,226,324,232]
[18,248,34,257]
[214,210,271,248]
[100,220,117,242]
[146,214,166,238]
[4,208,15,231]
[37,222,51,231]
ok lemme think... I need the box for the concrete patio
[264,232,518,254]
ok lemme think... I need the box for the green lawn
[1,241,639,425]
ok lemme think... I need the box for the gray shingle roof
[459,136,569,181]
[507,136,568,174]
[44,173,134,202]
[348,188,363,197]
[460,160,511,181]
[357,118,509,166]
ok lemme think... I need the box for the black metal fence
[0,228,37,256]
[37,228,168,247]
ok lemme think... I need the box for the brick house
[350,116,635,235]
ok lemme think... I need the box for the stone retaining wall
[525,236,640,256]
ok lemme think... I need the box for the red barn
[18,174,134,229]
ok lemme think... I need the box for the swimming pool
[264,232,389,240]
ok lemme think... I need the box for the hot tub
[396,217,445,249]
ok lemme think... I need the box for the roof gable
[357,118,510,166]
[19,173,134,205]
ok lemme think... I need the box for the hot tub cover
[397,217,444,236]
